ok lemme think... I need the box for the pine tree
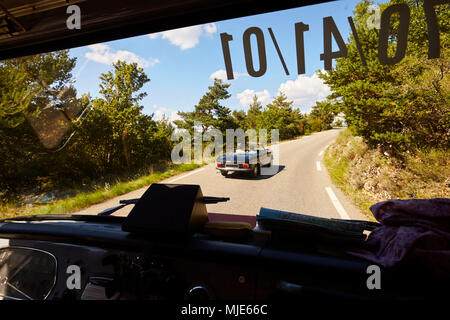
[175,79,233,135]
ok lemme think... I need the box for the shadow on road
[225,165,285,180]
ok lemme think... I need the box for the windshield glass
[0,247,56,300]
[235,143,247,154]
[0,0,448,222]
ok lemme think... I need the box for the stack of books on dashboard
[256,208,379,243]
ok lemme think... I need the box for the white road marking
[316,161,322,171]
[166,167,206,183]
[325,187,350,220]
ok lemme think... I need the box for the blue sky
[69,0,362,121]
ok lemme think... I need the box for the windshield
[235,144,247,154]
[0,0,448,222]
[234,142,260,153]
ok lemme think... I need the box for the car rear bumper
[216,165,255,172]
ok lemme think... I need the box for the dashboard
[0,216,443,301]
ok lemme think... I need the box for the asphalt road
[76,128,368,220]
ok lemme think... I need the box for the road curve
[76,128,368,221]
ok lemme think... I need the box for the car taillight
[217,163,221,167]
[243,163,249,168]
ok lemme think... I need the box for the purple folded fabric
[348,198,450,278]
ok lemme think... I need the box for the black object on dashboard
[99,195,229,217]
[97,198,138,216]
[98,204,127,216]
[120,197,230,205]
[201,196,230,204]
[119,196,230,205]
[121,184,208,239]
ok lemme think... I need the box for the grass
[0,163,202,219]
[324,147,376,220]
[323,129,449,220]
[323,130,376,220]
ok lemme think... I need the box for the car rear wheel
[251,164,260,177]
[221,171,227,177]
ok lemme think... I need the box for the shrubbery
[319,0,449,153]
[0,56,175,201]
[325,129,449,217]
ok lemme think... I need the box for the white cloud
[160,26,203,50]
[152,105,182,123]
[236,89,271,108]
[209,69,247,81]
[148,23,217,50]
[148,33,159,40]
[85,44,159,68]
[278,72,331,110]
[204,23,217,34]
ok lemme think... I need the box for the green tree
[246,95,262,129]
[0,51,82,199]
[319,0,449,151]
[259,92,304,140]
[72,60,156,173]
[175,79,234,135]
[232,109,247,130]
[334,119,344,127]
[308,100,337,132]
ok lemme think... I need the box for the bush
[325,130,449,217]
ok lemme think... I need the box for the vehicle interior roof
[0,0,331,60]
